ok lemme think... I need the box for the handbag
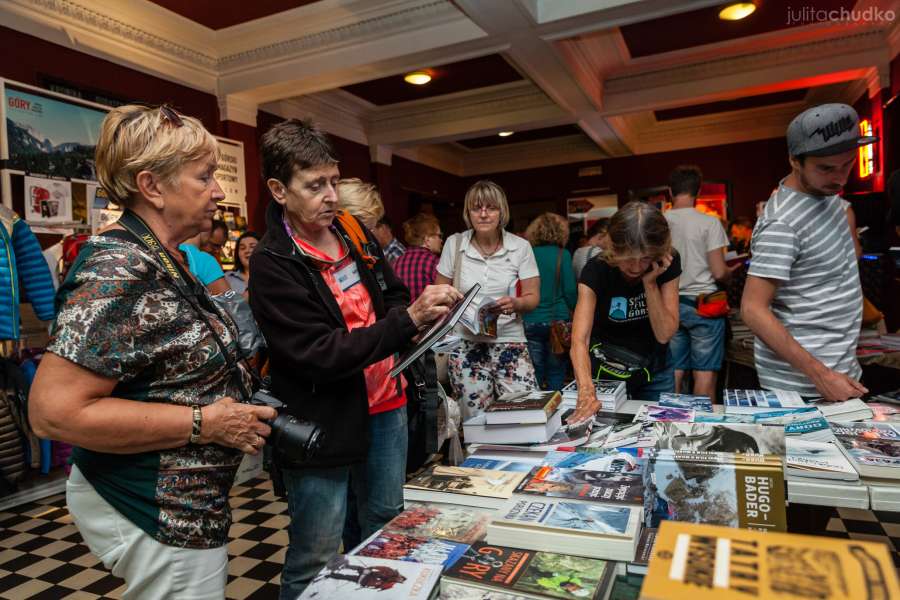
[211,289,266,358]
[549,248,572,354]
[588,340,651,382]
[696,290,730,319]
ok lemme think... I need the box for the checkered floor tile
[2,475,899,598]
[0,477,285,599]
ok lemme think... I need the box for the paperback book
[723,388,806,412]
[640,521,900,600]
[463,409,564,445]
[830,421,900,479]
[299,555,441,600]
[627,527,657,575]
[658,393,712,413]
[633,405,695,423]
[383,502,491,545]
[461,457,535,472]
[785,438,858,481]
[653,422,786,455]
[443,542,615,600]
[806,398,873,421]
[459,297,501,338]
[643,450,787,531]
[540,450,643,475]
[487,498,641,561]
[352,530,469,568]
[403,466,526,510]
[514,466,643,505]
[485,391,563,425]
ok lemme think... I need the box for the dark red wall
[466,137,792,222]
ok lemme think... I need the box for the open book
[457,296,501,337]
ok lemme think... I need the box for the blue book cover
[658,393,713,413]
[460,457,534,472]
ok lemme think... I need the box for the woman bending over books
[569,201,681,421]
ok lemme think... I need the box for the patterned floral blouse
[48,235,250,549]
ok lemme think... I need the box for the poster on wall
[3,83,108,180]
[24,175,72,223]
[214,136,246,207]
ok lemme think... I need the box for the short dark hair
[669,165,703,198]
[260,118,338,184]
[585,218,610,239]
[234,230,261,272]
[211,219,228,235]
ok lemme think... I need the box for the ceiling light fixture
[718,2,756,20]
[498,131,514,137]
[404,70,432,85]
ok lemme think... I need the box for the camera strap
[114,209,253,401]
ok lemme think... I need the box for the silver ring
[255,435,262,447]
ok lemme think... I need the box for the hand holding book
[407,284,463,328]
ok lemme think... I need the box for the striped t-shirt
[748,182,862,396]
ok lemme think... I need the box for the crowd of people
[24,100,893,598]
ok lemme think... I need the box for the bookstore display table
[618,399,895,511]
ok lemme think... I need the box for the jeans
[524,322,568,391]
[626,352,676,402]
[342,405,408,550]
[670,300,726,371]
[280,405,407,599]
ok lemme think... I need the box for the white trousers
[66,465,228,600]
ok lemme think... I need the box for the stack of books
[351,530,470,568]
[560,380,626,411]
[785,437,859,481]
[402,466,526,510]
[463,391,564,445]
[642,449,787,532]
[723,388,806,414]
[381,502,492,545]
[808,398,873,421]
[830,421,900,479]
[640,521,900,600]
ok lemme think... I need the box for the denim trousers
[524,321,568,391]
[279,405,407,599]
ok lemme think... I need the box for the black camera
[250,390,324,463]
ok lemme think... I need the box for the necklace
[472,234,501,257]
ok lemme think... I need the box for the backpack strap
[334,210,377,269]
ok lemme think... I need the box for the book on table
[486,496,642,561]
[442,541,615,600]
[298,554,441,600]
[461,456,537,472]
[540,449,644,475]
[513,466,644,506]
[785,437,859,481]
[642,449,787,532]
[632,405,695,423]
[639,521,900,600]
[441,580,530,599]
[382,502,491,545]
[560,380,626,410]
[830,421,900,479]
[723,388,806,413]
[807,398,873,421]
[403,466,526,510]
[350,529,469,568]
[463,409,564,445]
[658,393,712,413]
[626,527,656,576]
[485,391,563,425]
[652,421,786,455]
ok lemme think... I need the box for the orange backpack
[334,210,377,269]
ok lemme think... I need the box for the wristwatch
[190,405,203,444]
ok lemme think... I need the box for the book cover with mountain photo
[383,502,491,545]
[515,466,643,505]
[352,530,469,568]
[643,450,786,531]
[653,422,786,455]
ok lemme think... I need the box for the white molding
[554,30,630,110]
[260,91,372,146]
[218,95,258,127]
[367,81,569,146]
[461,134,604,175]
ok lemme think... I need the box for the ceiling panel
[620,1,856,58]
[149,0,321,30]
[457,124,583,149]
[654,89,809,121]
[341,55,523,106]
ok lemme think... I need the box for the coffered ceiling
[3,0,898,176]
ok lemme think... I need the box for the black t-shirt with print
[579,254,681,372]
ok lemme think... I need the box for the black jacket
[249,201,416,467]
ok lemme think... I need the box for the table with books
[298,384,900,600]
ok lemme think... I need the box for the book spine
[735,463,787,531]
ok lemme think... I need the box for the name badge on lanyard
[334,260,361,291]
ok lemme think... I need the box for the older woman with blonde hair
[337,177,384,230]
[28,105,276,598]
[523,213,577,391]
[568,201,681,421]
[436,180,540,418]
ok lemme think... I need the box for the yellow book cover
[641,521,900,600]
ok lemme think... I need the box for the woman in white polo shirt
[436,180,541,419]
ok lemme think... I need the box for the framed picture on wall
[628,181,731,222]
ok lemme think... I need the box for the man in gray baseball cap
[742,103,876,401]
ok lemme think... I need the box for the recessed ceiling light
[404,70,431,85]
[498,131,514,137]
[718,2,756,20]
